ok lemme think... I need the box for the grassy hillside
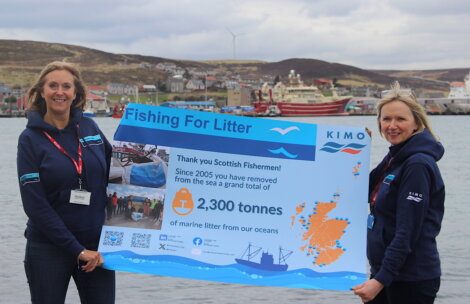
[0,40,171,87]
[374,69,470,83]
[1,39,467,93]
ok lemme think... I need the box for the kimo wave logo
[20,172,40,185]
[406,192,423,203]
[80,134,103,146]
[320,130,366,154]
[320,142,366,154]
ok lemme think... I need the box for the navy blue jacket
[368,129,445,286]
[17,109,112,258]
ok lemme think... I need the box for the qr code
[103,231,124,246]
[131,233,151,248]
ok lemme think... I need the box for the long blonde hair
[27,61,87,115]
[377,81,436,140]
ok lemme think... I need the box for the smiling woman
[376,82,436,145]
[379,100,418,145]
[18,61,116,303]
[28,61,87,121]
[41,70,76,128]
[353,82,445,304]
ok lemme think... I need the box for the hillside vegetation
[1,39,467,93]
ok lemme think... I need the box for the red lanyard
[370,157,393,207]
[42,128,82,178]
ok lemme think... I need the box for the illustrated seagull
[270,126,300,135]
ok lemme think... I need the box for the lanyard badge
[367,214,375,229]
[70,189,91,205]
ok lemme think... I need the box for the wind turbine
[226,27,244,59]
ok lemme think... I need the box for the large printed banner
[98,103,371,290]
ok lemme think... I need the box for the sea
[1,115,468,304]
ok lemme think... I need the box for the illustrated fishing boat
[253,70,351,117]
[235,243,292,271]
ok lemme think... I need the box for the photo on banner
[105,141,169,229]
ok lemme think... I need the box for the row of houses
[155,61,274,92]
[0,83,25,100]
[156,62,220,78]
[106,74,264,95]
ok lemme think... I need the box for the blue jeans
[24,240,115,304]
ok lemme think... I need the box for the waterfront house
[227,86,252,106]
[107,83,138,96]
[186,79,205,91]
[142,85,157,92]
[0,83,11,103]
[166,75,185,93]
[205,76,217,88]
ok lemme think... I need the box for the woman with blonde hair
[353,82,445,303]
[17,61,115,303]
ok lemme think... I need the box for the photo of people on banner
[105,141,169,230]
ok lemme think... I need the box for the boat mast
[278,247,293,265]
[239,243,261,261]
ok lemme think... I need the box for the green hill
[1,39,466,93]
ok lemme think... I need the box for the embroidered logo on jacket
[80,134,103,146]
[20,173,40,185]
[406,192,423,203]
[383,174,395,185]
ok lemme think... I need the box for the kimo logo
[320,130,366,154]
[80,134,103,146]
[406,191,423,203]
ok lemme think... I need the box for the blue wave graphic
[320,147,341,153]
[322,142,345,149]
[320,142,366,153]
[343,143,366,149]
[102,251,366,290]
[268,147,298,159]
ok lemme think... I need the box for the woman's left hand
[352,278,384,303]
[78,249,103,272]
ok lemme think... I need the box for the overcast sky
[1,0,470,70]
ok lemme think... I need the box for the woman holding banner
[17,61,115,303]
[353,82,445,303]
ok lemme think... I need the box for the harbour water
[1,115,469,303]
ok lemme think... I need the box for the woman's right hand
[352,278,384,303]
[78,249,103,272]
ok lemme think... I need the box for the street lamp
[205,73,208,101]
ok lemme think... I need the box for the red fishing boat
[112,103,126,119]
[253,70,351,117]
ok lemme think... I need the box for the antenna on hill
[226,27,244,60]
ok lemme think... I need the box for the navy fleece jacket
[17,109,112,258]
[367,128,445,286]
